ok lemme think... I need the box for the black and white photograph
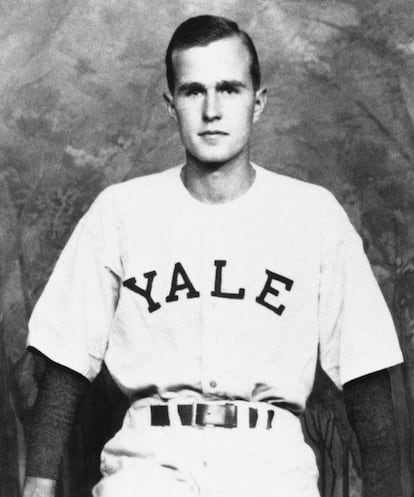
[1,1,414,496]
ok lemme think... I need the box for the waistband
[128,399,298,431]
[151,402,276,429]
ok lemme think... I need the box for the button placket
[199,210,221,394]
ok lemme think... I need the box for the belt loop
[141,402,152,426]
[167,398,181,427]
[236,401,250,429]
[255,403,267,430]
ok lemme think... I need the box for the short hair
[165,15,261,93]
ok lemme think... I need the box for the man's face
[165,36,266,165]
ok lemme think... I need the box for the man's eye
[187,89,202,96]
[221,87,238,94]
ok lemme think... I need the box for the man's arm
[23,357,89,497]
[343,368,402,497]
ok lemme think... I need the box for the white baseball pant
[92,400,320,497]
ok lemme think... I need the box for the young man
[24,15,403,497]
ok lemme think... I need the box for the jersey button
[209,380,217,388]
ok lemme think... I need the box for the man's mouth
[198,131,229,136]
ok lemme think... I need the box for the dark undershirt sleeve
[26,355,89,480]
[343,368,402,497]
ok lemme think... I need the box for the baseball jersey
[27,164,403,412]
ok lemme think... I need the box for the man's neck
[181,154,256,204]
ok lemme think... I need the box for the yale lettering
[211,260,245,300]
[255,270,294,316]
[166,262,200,302]
[123,260,294,316]
[123,271,161,313]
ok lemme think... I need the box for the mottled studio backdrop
[1,1,414,496]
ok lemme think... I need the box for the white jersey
[28,164,403,412]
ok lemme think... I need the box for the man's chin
[187,151,237,167]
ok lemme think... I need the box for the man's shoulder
[257,165,337,207]
[101,166,180,201]
[92,166,181,215]
[81,166,181,226]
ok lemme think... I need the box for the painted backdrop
[1,1,414,496]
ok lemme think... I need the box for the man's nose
[202,91,222,121]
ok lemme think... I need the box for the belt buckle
[196,403,237,428]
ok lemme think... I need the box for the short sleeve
[27,189,122,381]
[318,194,403,388]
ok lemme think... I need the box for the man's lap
[92,401,320,497]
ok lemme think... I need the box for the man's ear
[253,87,267,123]
[163,92,176,120]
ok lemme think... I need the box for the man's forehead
[171,36,251,86]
